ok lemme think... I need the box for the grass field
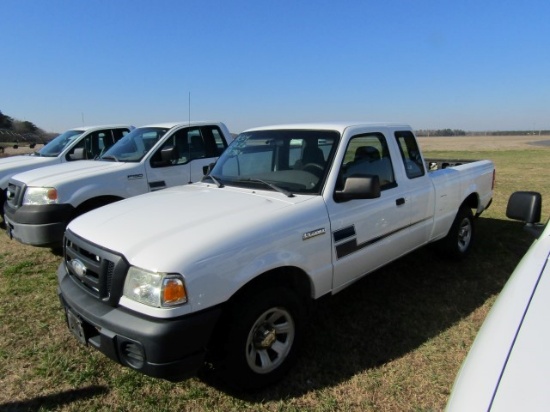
[0,136,549,411]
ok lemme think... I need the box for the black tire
[437,206,475,259]
[214,287,304,390]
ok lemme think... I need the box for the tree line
[0,110,55,145]
[416,129,467,137]
[416,128,550,137]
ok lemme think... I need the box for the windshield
[100,127,169,162]
[209,129,339,195]
[36,130,84,157]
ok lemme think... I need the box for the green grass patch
[0,144,548,411]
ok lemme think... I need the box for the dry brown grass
[418,134,550,151]
[0,135,549,411]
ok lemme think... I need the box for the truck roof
[139,121,228,129]
[244,122,412,133]
[70,124,134,132]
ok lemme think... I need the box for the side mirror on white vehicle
[152,146,178,167]
[334,175,381,202]
[69,148,86,161]
[506,191,544,237]
[203,162,215,176]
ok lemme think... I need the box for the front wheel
[437,206,475,259]
[213,287,304,390]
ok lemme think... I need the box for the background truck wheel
[215,287,304,390]
[437,206,475,259]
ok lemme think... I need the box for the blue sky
[2,0,549,133]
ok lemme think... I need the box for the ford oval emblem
[71,259,87,278]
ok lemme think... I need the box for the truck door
[393,130,434,247]
[145,126,228,191]
[325,132,413,292]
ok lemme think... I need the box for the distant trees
[13,120,39,134]
[0,110,51,145]
[0,111,14,130]
[415,128,550,137]
[415,129,466,137]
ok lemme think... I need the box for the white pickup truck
[4,121,232,246]
[0,124,133,219]
[57,122,494,389]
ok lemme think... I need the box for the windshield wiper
[101,155,119,162]
[202,174,224,188]
[239,178,294,198]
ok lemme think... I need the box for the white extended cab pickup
[4,121,232,246]
[57,122,494,389]
[0,124,133,218]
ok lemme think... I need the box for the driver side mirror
[334,175,381,202]
[203,162,216,176]
[69,147,85,161]
[152,146,178,167]
[506,191,543,238]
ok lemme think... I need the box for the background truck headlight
[23,187,58,205]
[123,267,187,308]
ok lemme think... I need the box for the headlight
[123,266,187,308]
[23,187,58,205]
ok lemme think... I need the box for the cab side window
[112,128,130,143]
[338,133,396,190]
[68,129,110,160]
[150,126,224,168]
[66,128,131,160]
[395,131,425,179]
[205,127,229,156]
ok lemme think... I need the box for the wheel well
[205,267,313,361]
[229,267,313,306]
[462,192,479,211]
[74,195,124,217]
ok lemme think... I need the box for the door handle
[396,198,406,206]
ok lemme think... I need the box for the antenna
[188,92,192,184]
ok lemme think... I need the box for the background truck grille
[64,229,128,305]
[6,181,24,209]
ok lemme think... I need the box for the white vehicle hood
[10,160,137,187]
[68,183,322,271]
[447,223,550,411]
[0,155,57,183]
[488,248,550,410]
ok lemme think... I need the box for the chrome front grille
[6,181,24,208]
[64,229,128,305]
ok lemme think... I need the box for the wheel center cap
[255,326,276,349]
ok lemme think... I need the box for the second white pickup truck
[0,124,133,219]
[4,121,232,246]
[57,122,494,389]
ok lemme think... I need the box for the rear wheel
[213,287,304,390]
[437,206,475,259]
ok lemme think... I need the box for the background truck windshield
[101,127,169,162]
[36,130,84,157]
[211,129,339,195]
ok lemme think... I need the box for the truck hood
[0,155,57,183]
[68,183,320,270]
[10,160,136,187]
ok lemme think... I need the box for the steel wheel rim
[245,307,295,374]
[457,217,472,252]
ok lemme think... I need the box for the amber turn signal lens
[162,277,187,306]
